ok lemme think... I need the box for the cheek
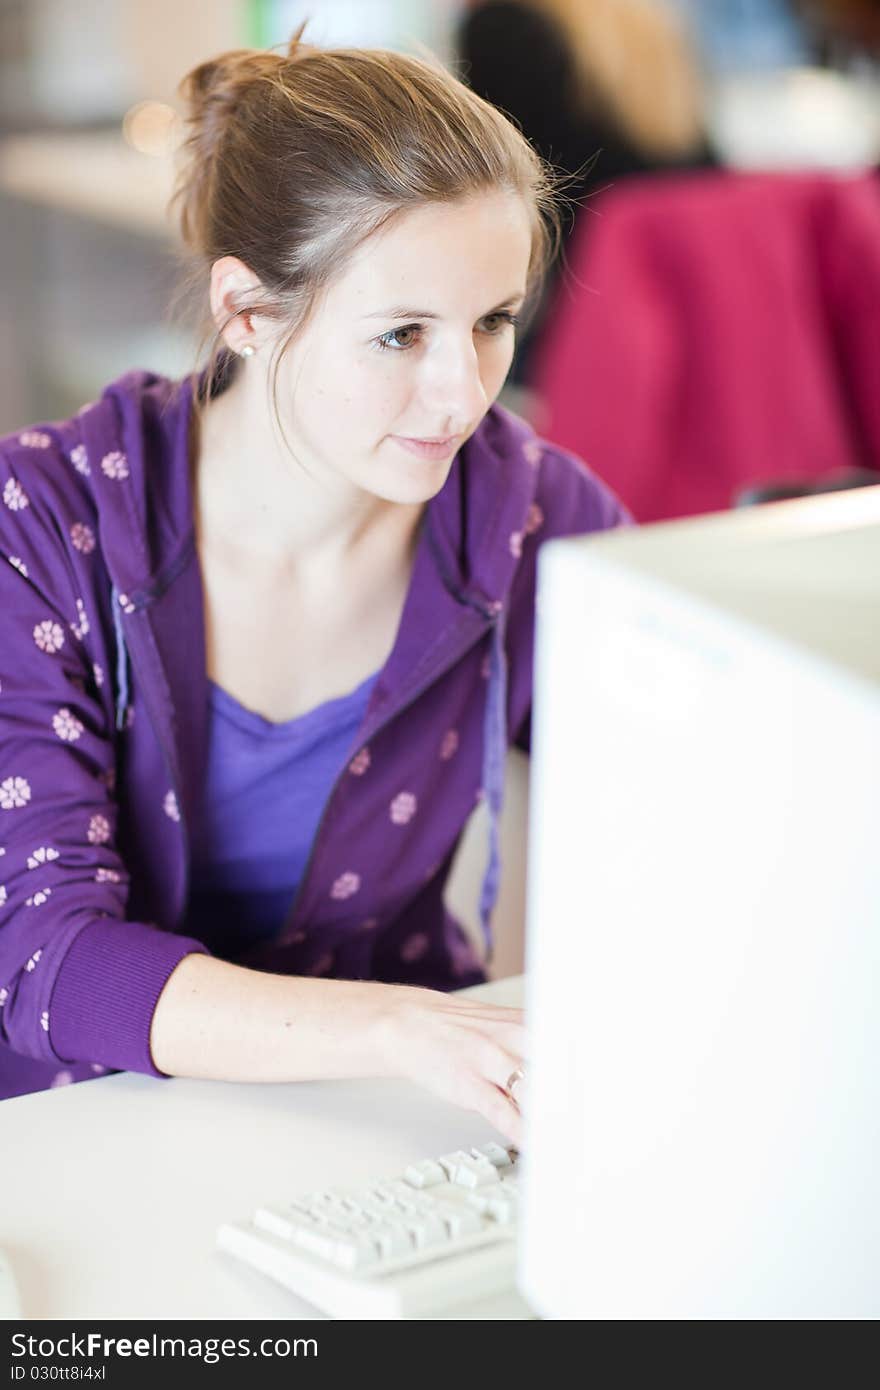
[319,379,404,450]
[306,351,398,418]
[350,356,411,416]
[482,338,516,390]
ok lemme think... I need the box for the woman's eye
[373,311,519,354]
[375,324,420,352]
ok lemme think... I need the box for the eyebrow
[361,293,526,320]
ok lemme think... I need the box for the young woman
[0,31,630,1136]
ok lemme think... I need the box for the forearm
[149,952,399,1083]
[149,952,526,1143]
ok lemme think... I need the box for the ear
[209,256,265,355]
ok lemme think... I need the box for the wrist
[364,981,437,1081]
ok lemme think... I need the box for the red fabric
[530,171,880,522]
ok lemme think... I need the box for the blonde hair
[534,0,707,159]
[169,22,575,434]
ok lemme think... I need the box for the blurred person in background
[794,0,880,64]
[668,0,815,70]
[671,1,880,72]
[795,3,880,181]
[457,0,718,390]
[0,25,630,1106]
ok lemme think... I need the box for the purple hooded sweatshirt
[0,357,630,1099]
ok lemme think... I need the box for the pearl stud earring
[239,344,255,358]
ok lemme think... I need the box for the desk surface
[1,975,525,1320]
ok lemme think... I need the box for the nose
[417,334,488,433]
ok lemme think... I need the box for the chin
[368,461,454,507]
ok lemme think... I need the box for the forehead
[329,191,534,311]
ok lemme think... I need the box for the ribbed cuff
[49,919,212,1077]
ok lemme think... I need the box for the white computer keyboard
[216,1141,525,1319]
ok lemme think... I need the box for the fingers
[467,1075,523,1147]
[503,1064,526,1108]
[511,1075,529,1114]
[472,1036,524,1094]
[382,987,526,1144]
[466,1038,527,1146]
[453,1022,526,1110]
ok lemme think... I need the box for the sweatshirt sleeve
[0,448,210,1079]
[510,442,635,755]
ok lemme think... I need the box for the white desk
[1,975,528,1320]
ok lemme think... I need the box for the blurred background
[1,0,878,521]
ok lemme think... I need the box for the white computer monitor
[520,486,880,1319]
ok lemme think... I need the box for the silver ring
[505,1065,525,1103]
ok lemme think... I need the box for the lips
[391,435,459,461]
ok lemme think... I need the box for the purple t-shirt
[185,671,379,958]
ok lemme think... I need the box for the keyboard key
[287,1218,346,1262]
[437,1150,473,1178]
[449,1158,501,1189]
[371,1221,414,1258]
[485,1197,516,1225]
[304,1207,332,1225]
[372,1184,401,1207]
[357,1196,395,1222]
[464,1193,493,1215]
[473,1142,515,1169]
[405,1190,441,1213]
[403,1159,447,1188]
[400,1214,449,1249]
[436,1204,484,1238]
[386,1179,424,1204]
[333,1235,381,1271]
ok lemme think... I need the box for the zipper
[279,596,500,938]
[114,603,193,924]
[113,533,200,922]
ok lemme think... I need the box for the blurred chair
[529,170,880,522]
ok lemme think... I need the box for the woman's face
[271,190,534,505]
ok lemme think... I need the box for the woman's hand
[372,984,526,1146]
[150,958,525,1143]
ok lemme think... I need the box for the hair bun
[286,19,311,61]
[179,50,259,136]
[175,42,284,251]
[180,19,312,138]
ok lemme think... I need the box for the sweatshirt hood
[75,367,199,611]
[424,394,545,614]
[77,352,545,616]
